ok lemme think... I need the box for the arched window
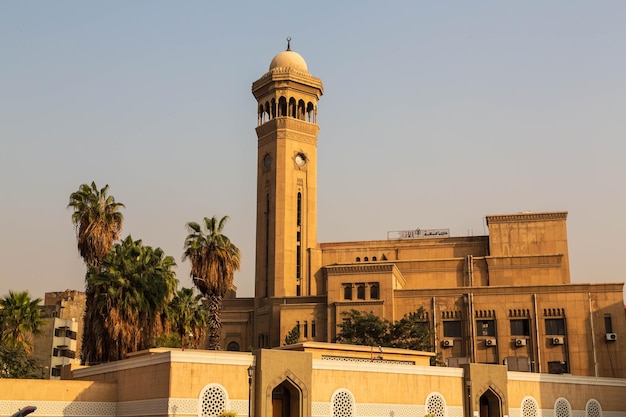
[521,396,539,417]
[370,284,379,300]
[343,285,352,300]
[226,341,240,351]
[306,102,315,122]
[356,257,361,262]
[199,384,229,417]
[332,389,354,417]
[554,398,572,417]
[357,284,365,300]
[585,399,602,417]
[425,392,447,417]
[289,97,297,118]
[297,99,306,120]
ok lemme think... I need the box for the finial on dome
[286,37,292,51]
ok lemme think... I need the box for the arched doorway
[271,379,302,417]
[479,388,502,417]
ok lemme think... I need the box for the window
[545,318,566,335]
[201,384,229,417]
[357,284,365,300]
[372,256,377,261]
[521,397,539,417]
[304,321,308,338]
[548,361,568,374]
[511,319,530,336]
[370,284,379,300]
[425,392,447,417]
[477,319,496,336]
[332,389,354,417]
[343,285,352,300]
[364,257,369,261]
[443,321,462,338]
[356,257,361,262]
[604,315,613,333]
[312,320,316,338]
[554,398,572,417]
[226,341,240,351]
[51,367,61,377]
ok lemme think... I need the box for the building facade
[219,44,626,379]
[32,290,85,379]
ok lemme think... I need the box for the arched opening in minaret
[279,96,287,116]
[258,104,265,125]
[264,101,271,122]
[297,99,306,120]
[271,98,277,118]
[288,97,297,118]
[306,102,315,123]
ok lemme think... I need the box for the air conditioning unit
[552,337,565,345]
[515,339,527,347]
[606,333,617,341]
[442,339,454,347]
[485,338,497,346]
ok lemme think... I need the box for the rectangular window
[545,318,566,335]
[604,315,613,333]
[51,367,61,377]
[304,321,308,338]
[343,285,352,300]
[510,319,530,336]
[477,319,496,337]
[443,321,462,338]
[548,360,568,374]
[312,320,316,338]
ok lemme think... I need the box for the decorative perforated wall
[332,389,355,417]
[585,400,602,417]
[555,398,572,417]
[200,384,229,417]
[426,392,447,417]
[522,396,539,417]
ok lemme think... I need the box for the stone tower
[251,41,323,346]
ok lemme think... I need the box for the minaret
[252,40,323,300]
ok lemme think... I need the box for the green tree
[68,181,124,364]
[284,324,300,345]
[87,235,178,362]
[165,287,209,349]
[182,216,241,350]
[336,308,434,352]
[335,310,391,347]
[389,308,434,351]
[0,344,42,379]
[0,290,43,352]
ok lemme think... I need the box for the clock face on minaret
[252,42,324,304]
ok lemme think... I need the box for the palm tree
[68,181,124,364]
[165,287,209,350]
[87,236,178,362]
[182,216,241,350]
[0,290,43,352]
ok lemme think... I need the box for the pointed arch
[266,369,308,417]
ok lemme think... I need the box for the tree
[165,287,209,349]
[0,344,42,379]
[182,216,241,350]
[336,308,434,352]
[87,235,178,362]
[0,290,43,352]
[335,310,391,347]
[284,324,300,345]
[68,181,124,364]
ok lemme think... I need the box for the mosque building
[3,42,625,417]
[219,40,626,379]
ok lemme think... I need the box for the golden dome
[269,49,308,72]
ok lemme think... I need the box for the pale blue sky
[1,1,625,300]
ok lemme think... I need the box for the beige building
[2,43,625,417]
[219,43,626,379]
[32,290,85,379]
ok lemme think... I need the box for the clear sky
[1,1,625,300]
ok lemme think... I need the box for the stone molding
[486,212,568,225]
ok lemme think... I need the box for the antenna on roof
[286,37,292,51]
